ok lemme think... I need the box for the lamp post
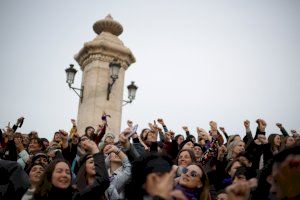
[107,60,121,100]
[65,64,83,102]
[73,14,136,135]
[123,81,138,106]
[66,63,137,105]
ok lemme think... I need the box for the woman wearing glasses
[175,163,210,200]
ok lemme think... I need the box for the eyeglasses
[182,167,201,178]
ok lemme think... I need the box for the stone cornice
[74,33,135,70]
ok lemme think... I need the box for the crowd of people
[0,115,300,200]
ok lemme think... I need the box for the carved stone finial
[93,14,123,36]
[105,14,113,20]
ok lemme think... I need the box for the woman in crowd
[103,144,131,200]
[175,163,210,200]
[282,135,295,149]
[262,133,282,166]
[226,140,245,161]
[22,163,46,200]
[33,140,109,200]
[176,149,196,168]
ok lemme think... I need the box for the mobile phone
[19,118,24,128]
[127,124,138,138]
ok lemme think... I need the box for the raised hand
[276,123,283,129]
[59,130,69,140]
[127,120,133,128]
[103,144,119,154]
[244,120,250,129]
[169,130,175,139]
[209,121,218,131]
[119,128,131,149]
[291,130,299,137]
[71,119,76,126]
[5,122,14,140]
[182,126,189,132]
[157,118,165,126]
[16,117,25,127]
[14,137,24,152]
[226,181,251,200]
[256,119,267,131]
[219,127,225,132]
[81,140,99,154]
[196,127,206,134]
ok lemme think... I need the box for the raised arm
[157,118,169,133]
[276,123,289,137]
[74,140,109,200]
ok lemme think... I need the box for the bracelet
[115,148,121,155]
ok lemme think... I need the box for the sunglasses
[182,167,200,178]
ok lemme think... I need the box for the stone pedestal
[74,15,135,136]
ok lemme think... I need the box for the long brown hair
[193,163,211,200]
[76,154,93,192]
[34,159,72,199]
[175,149,196,166]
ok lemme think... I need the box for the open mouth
[58,178,69,184]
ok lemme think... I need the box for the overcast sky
[0,0,299,140]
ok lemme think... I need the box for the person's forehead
[187,165,202,174]
[180,151,190,156]
[55,162,69,169]
[232,161,241,167]
[32,165,44,170]
[37,157,47,160]
[86,157,94,162]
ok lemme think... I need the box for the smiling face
[85,157,95,176]
[178,150,193,167]
[28,139,42,154]
[29,165,45,186]
[274,135,281,147]
[51,162,71,189]
[179,164,203,189]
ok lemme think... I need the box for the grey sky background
[0,0,299,140]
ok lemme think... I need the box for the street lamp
[65,64,84,102]
[123,81,138,106]
[107,60,121,100]
[66,61,137,105]
[106,60,138,105]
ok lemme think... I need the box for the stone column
[74,15,135,136]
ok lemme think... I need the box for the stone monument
[74,14,135,136]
